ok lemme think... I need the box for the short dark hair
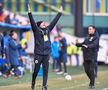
[36,21,43,27]
[3,31,7,36]
[10,30,15,36]
[88,25,95,29]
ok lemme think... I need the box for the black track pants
[32,54,49,87]
[83,60,95,86]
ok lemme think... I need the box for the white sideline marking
[55,83,87,90]
[55,82,100,90]
[102,88,108,90]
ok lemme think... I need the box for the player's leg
[63,62,67,75]
[94,53,98,78]
[31,54,42,90]
[58,59,62,71]
[52,59,56,71]
[57,59,63,75]
[89,60,95,89]
[83,61,91,79]
[42,55,49,90]
[63,54,67,75]
[94,60,98,77]
[57,54,63,74]
[76,54,79,66]
[68,55,72,65]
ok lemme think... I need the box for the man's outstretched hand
[59,6,63,13]
[28,1,31,13]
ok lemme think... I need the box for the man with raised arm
[28,2,62,90]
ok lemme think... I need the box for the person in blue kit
[8,31,20,77]
[0,33,4,58]
[0,33,5,75]
[28,2,63,90]
[0,33,11,77]
[3,32,10,65]
[51,36,60,72]
[57,32,68,75]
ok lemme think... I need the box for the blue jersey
[51,41,59,59]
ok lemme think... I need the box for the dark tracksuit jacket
[28,12,62,57]
[76,31,99,85]
[76,31,99,61]
[28,12,62,86]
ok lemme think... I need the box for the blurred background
[1,0,108,35]
[0,0,108,63]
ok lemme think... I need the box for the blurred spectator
[11,13,19,25]
[21,38,27,50]
[0,3,9,23]
[0,33,10,77]
[0,3,4,22]
[57,32,68,75]
[0,13,5,22]
[0,58,5,76]
[0,33,4,75]
[0,33,4,58]
[56,24,62,34]
[51,36,59,72]
[71,39,81,67]
[0,2,30,78]
[0,3,3,14]
[67,44,73,65]
[19,38,27,56]
[0,3,5,22]
[18,38,27,70]
[8,31,20,77]
[0,31,27,78]
[5,14,11,24]
[3,32,10,65]
[0,3,28,26]
[0,58,10,77]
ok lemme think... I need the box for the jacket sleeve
[76,43,83,47]
[87,37,99,49]
[48,12,62,31]
[76,39,86,47]
[28,12,38,33]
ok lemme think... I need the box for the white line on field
[55,83,87,90]
[55,82,100,90]
[102,88,108,90]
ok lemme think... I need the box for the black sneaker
[31,88,34,90]
[31,83,35,90]
[42,86,47,90]
[89,85,95,90]
[31,85,34,90]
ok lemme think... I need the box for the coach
[28,2,62,90]
[76,25,99,89]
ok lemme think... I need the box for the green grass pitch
[0,65,108,90]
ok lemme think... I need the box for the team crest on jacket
[89,37,93,41]
[35,60,38,64]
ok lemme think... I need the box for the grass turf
[0,65,108,90]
